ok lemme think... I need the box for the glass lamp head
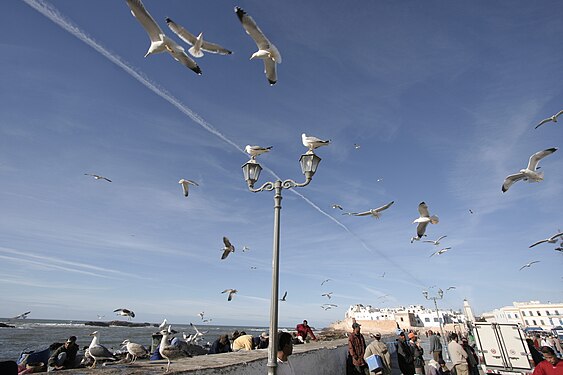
[242,160,262,188]
[299,153,321,178]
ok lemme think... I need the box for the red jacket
[348,333,367,367]
[296,323,316,340]
[532,359,563,375]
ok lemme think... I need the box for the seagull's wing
[165,18,197,46]
[374,201,394,212]
[555,110,563,119]
[422,240,436,244]
[350,211,371,216]
[527,148,557,171]
[417,222,429,238]
[186,179,199,186]
[221,249,231,260]
[167,46,202,75]
[179,180,189,196]
[535,118,551,129]
[235,7,271,50]
[125,0,164,42]
[529,239,548,248]
[263,58,277,85]
[418,202,430,217]
[282,291,287,300]
[549,232,563,241]
[529,260,540,265]
[429,250,439,258]
[502,173,526,192]
[436,235,447,242]
[223,237,232,248]
[102,177,112,182]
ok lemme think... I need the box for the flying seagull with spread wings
[114,308,135,319]
[502,147,558,192]
[321,279,332,286]
[85,173,112,182]
[430,247,451,257]
[178,179,199,197]
[343,201,394,219]
[165,17,232,58]
[12,311,31,319]
[321,292,333,299]
[519,261,540,271]
[124,0,201,75]
[423,235,447,246]
[332,204,343,210]
[535,110,563,129]
[222,288,238,301]
[321,304,338,310]
[413,202,439,240]
[529,231,563,248]
[235,6,281,85]
[221,236,235,259]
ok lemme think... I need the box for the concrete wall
[331,318,398,334]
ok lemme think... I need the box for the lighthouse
[463,299,475,322]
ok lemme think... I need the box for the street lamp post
[242,151,321,375]
[423,288,450,361]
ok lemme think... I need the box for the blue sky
[1,0,562,327]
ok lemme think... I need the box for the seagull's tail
[430,215,439,224]
[188,46,204,58]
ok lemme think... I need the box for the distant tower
[463,299,475,322]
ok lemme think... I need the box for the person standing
[47,336,79,371]
[277,332,296,375]
[447,333,468,375]
[364,331,391,375]
[397,331,415,375]
[409,333,425,375]
[349,323,369,375]
[461,338,479,375]
[429,330,443,362]
[296,320,317,342]
[532,346,563,375]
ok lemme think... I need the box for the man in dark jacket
[47,336,79,371]
[397,331,415,375]
[429,330,443,361]
[348,323,369,375]
[209,334,232,354]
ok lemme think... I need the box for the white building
[345,304,466,328]
[482,301,563,329]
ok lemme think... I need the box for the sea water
[0,318,279,362]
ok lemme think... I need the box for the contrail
[23,0,424,285]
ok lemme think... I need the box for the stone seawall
[60,339,349,375]
[330,318,398,334]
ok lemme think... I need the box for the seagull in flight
[376,178,384,182]
[469,209,474,214]
[377,294,389,299]
[423,235,447,246]
[245,145,272,160]
[242,245,250,252]
[221,236,235,260]
[332,204,344,210]
[535,110,563,129]
[114,308,135,319]
[502,148,558,192]
[354,143,361,149]
[321,279,332,286]
[124,0,201,75]
[343,201,394,219]
[519,261,540,271]
[413,202,439,240]
[198,312,205,320]
[235,6,281,85]
[321,304,338,310]
[321,292,333,299]
[302,133,331,152]
[84,173,112,182]
[280,291,287,301]
[430,247,451,257]
[12,311,31,320]
[178,179,199,197]
[165,17,232,58]
[222,288,238,301]
[529,231,563,248]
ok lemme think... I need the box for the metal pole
[434,298,449,361]
[267,180,282,375]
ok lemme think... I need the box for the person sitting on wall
[209,334,232,354]
[295,320,317,343]
[232,331,254,351]
[47,336,79,371]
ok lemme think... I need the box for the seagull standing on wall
[124,0,202,75]
[165,17,232,58]
[235,6,281,85]
[502,147,557,192]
